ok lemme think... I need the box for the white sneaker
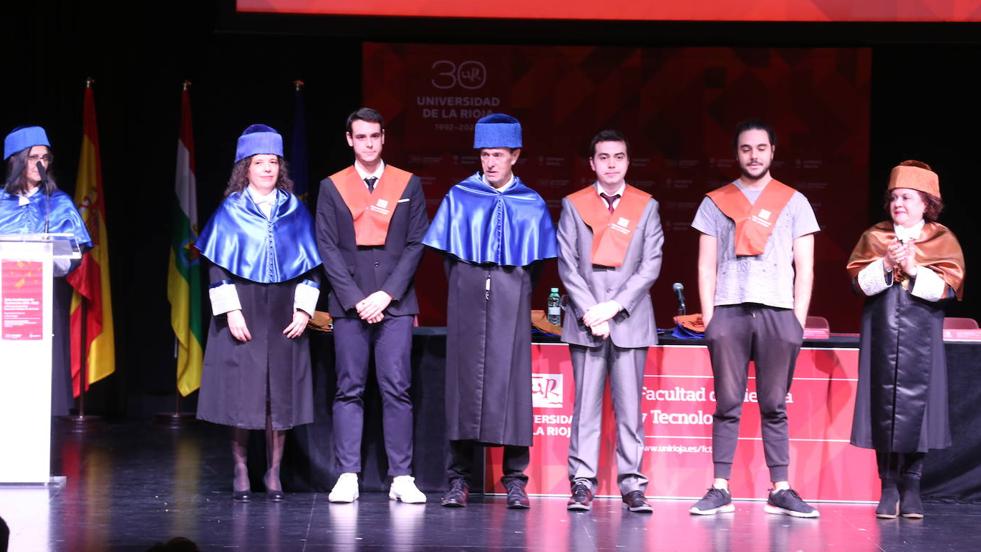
[329,472,359,503]
[389,475,427,504]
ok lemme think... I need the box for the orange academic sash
[568,184,651,268]
[706,179,796,256]
[331,165,412,246]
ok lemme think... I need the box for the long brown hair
[223,155,294,197]
[4,147,58,195]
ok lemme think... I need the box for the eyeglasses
[28,154,52,164]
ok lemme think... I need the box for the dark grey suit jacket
[557,191,664,348]
[316,167,429,318]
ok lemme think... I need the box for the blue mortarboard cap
[473,113,522,149]
[235,124,283,163]
[4,126,51,160]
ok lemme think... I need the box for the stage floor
[0,420,978,551]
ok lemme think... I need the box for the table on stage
[289,330,981,503]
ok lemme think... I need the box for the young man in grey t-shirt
[689,120,820,518]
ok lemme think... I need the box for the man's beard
[739,161,770,181]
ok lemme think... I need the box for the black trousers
[332,315,414,476]
[705,304,803,482]
[447,440,529,488]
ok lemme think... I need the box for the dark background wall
[7,1,979,415]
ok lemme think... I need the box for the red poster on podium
[1,260,44,340]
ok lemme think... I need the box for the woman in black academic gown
[847,160,965,519]
[1,126,92,416]
[196,124,322,501]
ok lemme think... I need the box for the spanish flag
[167,82,204,396]
[66,79,115,395]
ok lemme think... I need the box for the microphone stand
[37,161,51,234]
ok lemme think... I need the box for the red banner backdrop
[239,0,981,22]
[363,44,872,331]
[486,344,877,501]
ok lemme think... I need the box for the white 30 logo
[431,60,487,90]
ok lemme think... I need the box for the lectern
[0,233,81,484]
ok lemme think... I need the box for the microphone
[37,161,51,233]
[672,282,687,316]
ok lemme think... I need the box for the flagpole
[70,296,102,431]
[155,335,196,428]
[156,79,198,429]
[68,77,103,432]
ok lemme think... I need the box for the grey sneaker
[689,487,735,515]
[765,488,819,518]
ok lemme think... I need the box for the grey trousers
[567,342,649,495]
[705,304,803,483]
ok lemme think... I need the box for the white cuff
[209,283,242,315]
[910,268,947,302]
[294,282,320,316]
[857,259,892,296]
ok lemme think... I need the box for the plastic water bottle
[547,288,562,326]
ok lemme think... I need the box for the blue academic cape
[196,189,321,284]
[423,173,556,267]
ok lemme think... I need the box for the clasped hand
[884,240,918,276]
[583,300,621,339]
[356,291,392,324]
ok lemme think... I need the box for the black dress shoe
[441,478,470,508]
[567,481,593,511]
[267,489,285,502]
[232,490,250,502]
[622,490,653,513]
[505,481,530,510]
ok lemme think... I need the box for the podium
[0,233,81,484]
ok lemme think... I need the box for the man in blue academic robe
[423,113,557,509]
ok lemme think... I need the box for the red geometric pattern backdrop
[240,0,981,22]
[364,44,872,331]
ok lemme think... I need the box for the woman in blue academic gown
[196,125,322,501]
[0,126,92,416]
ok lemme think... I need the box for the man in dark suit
[557,129,663,513]
[316,107,429,504]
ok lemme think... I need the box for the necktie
[365,176,378,192]
[600,193,620,213]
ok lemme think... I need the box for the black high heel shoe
[232,462,251,502]
[264,471,285,502]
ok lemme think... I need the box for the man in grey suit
[557,129,664,512]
